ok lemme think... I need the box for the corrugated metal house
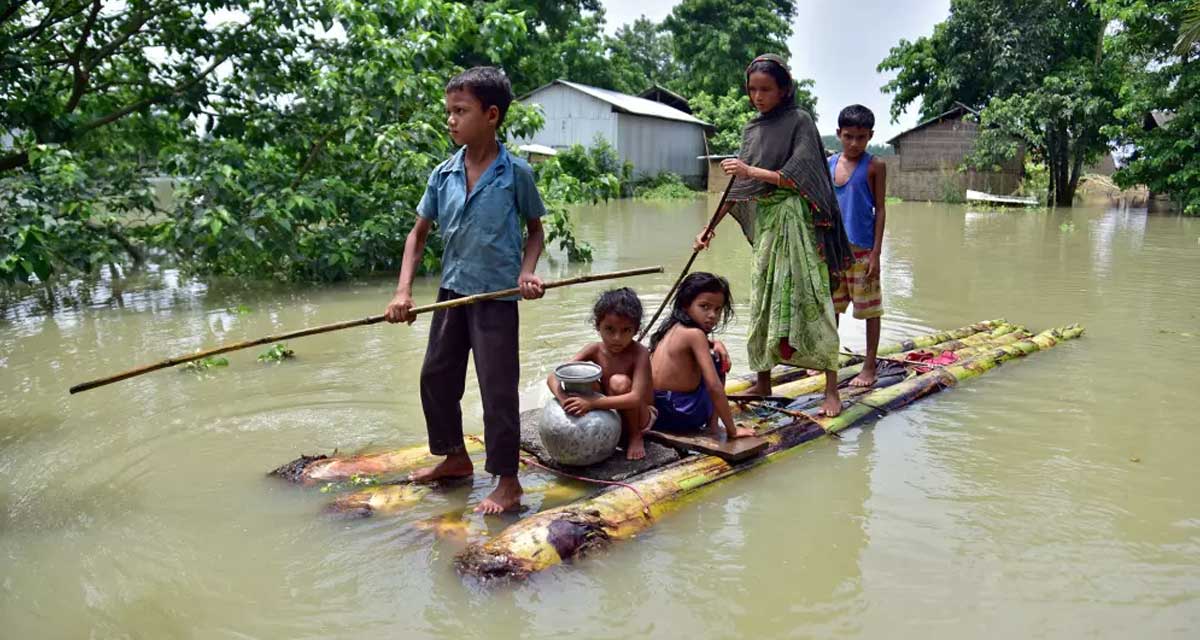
[513,80,712,185]
[883,103,1024,201]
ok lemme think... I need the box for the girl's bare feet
[817,370,842,417]
[742,371,773,397]
[475,476,523,514]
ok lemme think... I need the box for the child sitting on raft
[648,273,758,440]
[547,288,656,460]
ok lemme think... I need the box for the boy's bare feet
[409,452,474,483]
[475,476,523,514]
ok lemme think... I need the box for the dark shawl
[727,55,853,278]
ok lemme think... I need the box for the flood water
[2,198,1198,638]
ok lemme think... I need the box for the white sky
[600,0,952,141]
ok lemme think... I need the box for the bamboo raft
[268,319,1083,580]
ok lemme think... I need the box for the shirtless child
[647,273,757,440]
[547,288,655,460]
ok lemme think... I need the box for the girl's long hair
[648,272,734,352]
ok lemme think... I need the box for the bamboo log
[724,318,1006,394]
[69,266,665,394]
[455,325,1083,580]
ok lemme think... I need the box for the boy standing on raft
[383,67,546,514]
[694,54,853,417]
[829,105,887,387]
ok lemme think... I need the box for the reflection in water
[1,201,1199,637]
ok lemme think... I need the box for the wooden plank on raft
[642,431,768,462]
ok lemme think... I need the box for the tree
[878,0,1103,123]
[606,17,678,94]
[1,0,607,285]
[1099,0,1200,214]
[663,0,796,97]
[0,0,322,283]
[878,0,1113,205]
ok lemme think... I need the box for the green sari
[746,189,840,373]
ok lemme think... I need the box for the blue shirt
[828,152,877,249]
[418,144,546,298]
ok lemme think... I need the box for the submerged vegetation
[634,173,700,201]
[257,344,296,363]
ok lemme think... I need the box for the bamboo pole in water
[268,320,1019,485]
[69,266,664,394]
[455,325,1084,580]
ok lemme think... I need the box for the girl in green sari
[694,54,853,416]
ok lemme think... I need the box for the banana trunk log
[328,326,1037,516]
[271,322,1022,486]
[455,325,1083,580]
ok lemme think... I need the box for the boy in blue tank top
[828,105,887,387]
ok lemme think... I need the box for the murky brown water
[2,198,1198,637]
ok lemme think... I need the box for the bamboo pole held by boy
[68,265,664,395]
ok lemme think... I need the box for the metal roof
[521,80,712,128]
[886,102,979,146]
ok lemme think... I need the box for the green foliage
[663,0,796,97]
[606,18,680,94]
[1060,221,1077,232]
[1178,0,1200,54]
[1099,0,1200,214]
[1017,161,1051,204]
[0,144,155,284]
[181,356,229,372]
[634,173,700,201]
[529,137,631,262]
[257,343,295,363]
[878,0,1104,123]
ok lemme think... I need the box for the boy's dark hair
[446,66,513,126]
[648,272,734,351]
[838,104,875,130]
[593,287,643,328]
[745,57,795,110]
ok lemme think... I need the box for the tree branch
[1,0,30,25]
[289,128,341,190]
[12,0,91,42]
[0,150,30,172]
[75,16,260,136]
[64,0,103,113]
[85,9,151,72]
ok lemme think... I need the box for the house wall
[888,117,1023,201]
[616,113,706,184]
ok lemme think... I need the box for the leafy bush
[634,172,699,200]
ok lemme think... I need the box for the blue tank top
[828,152,875,249]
